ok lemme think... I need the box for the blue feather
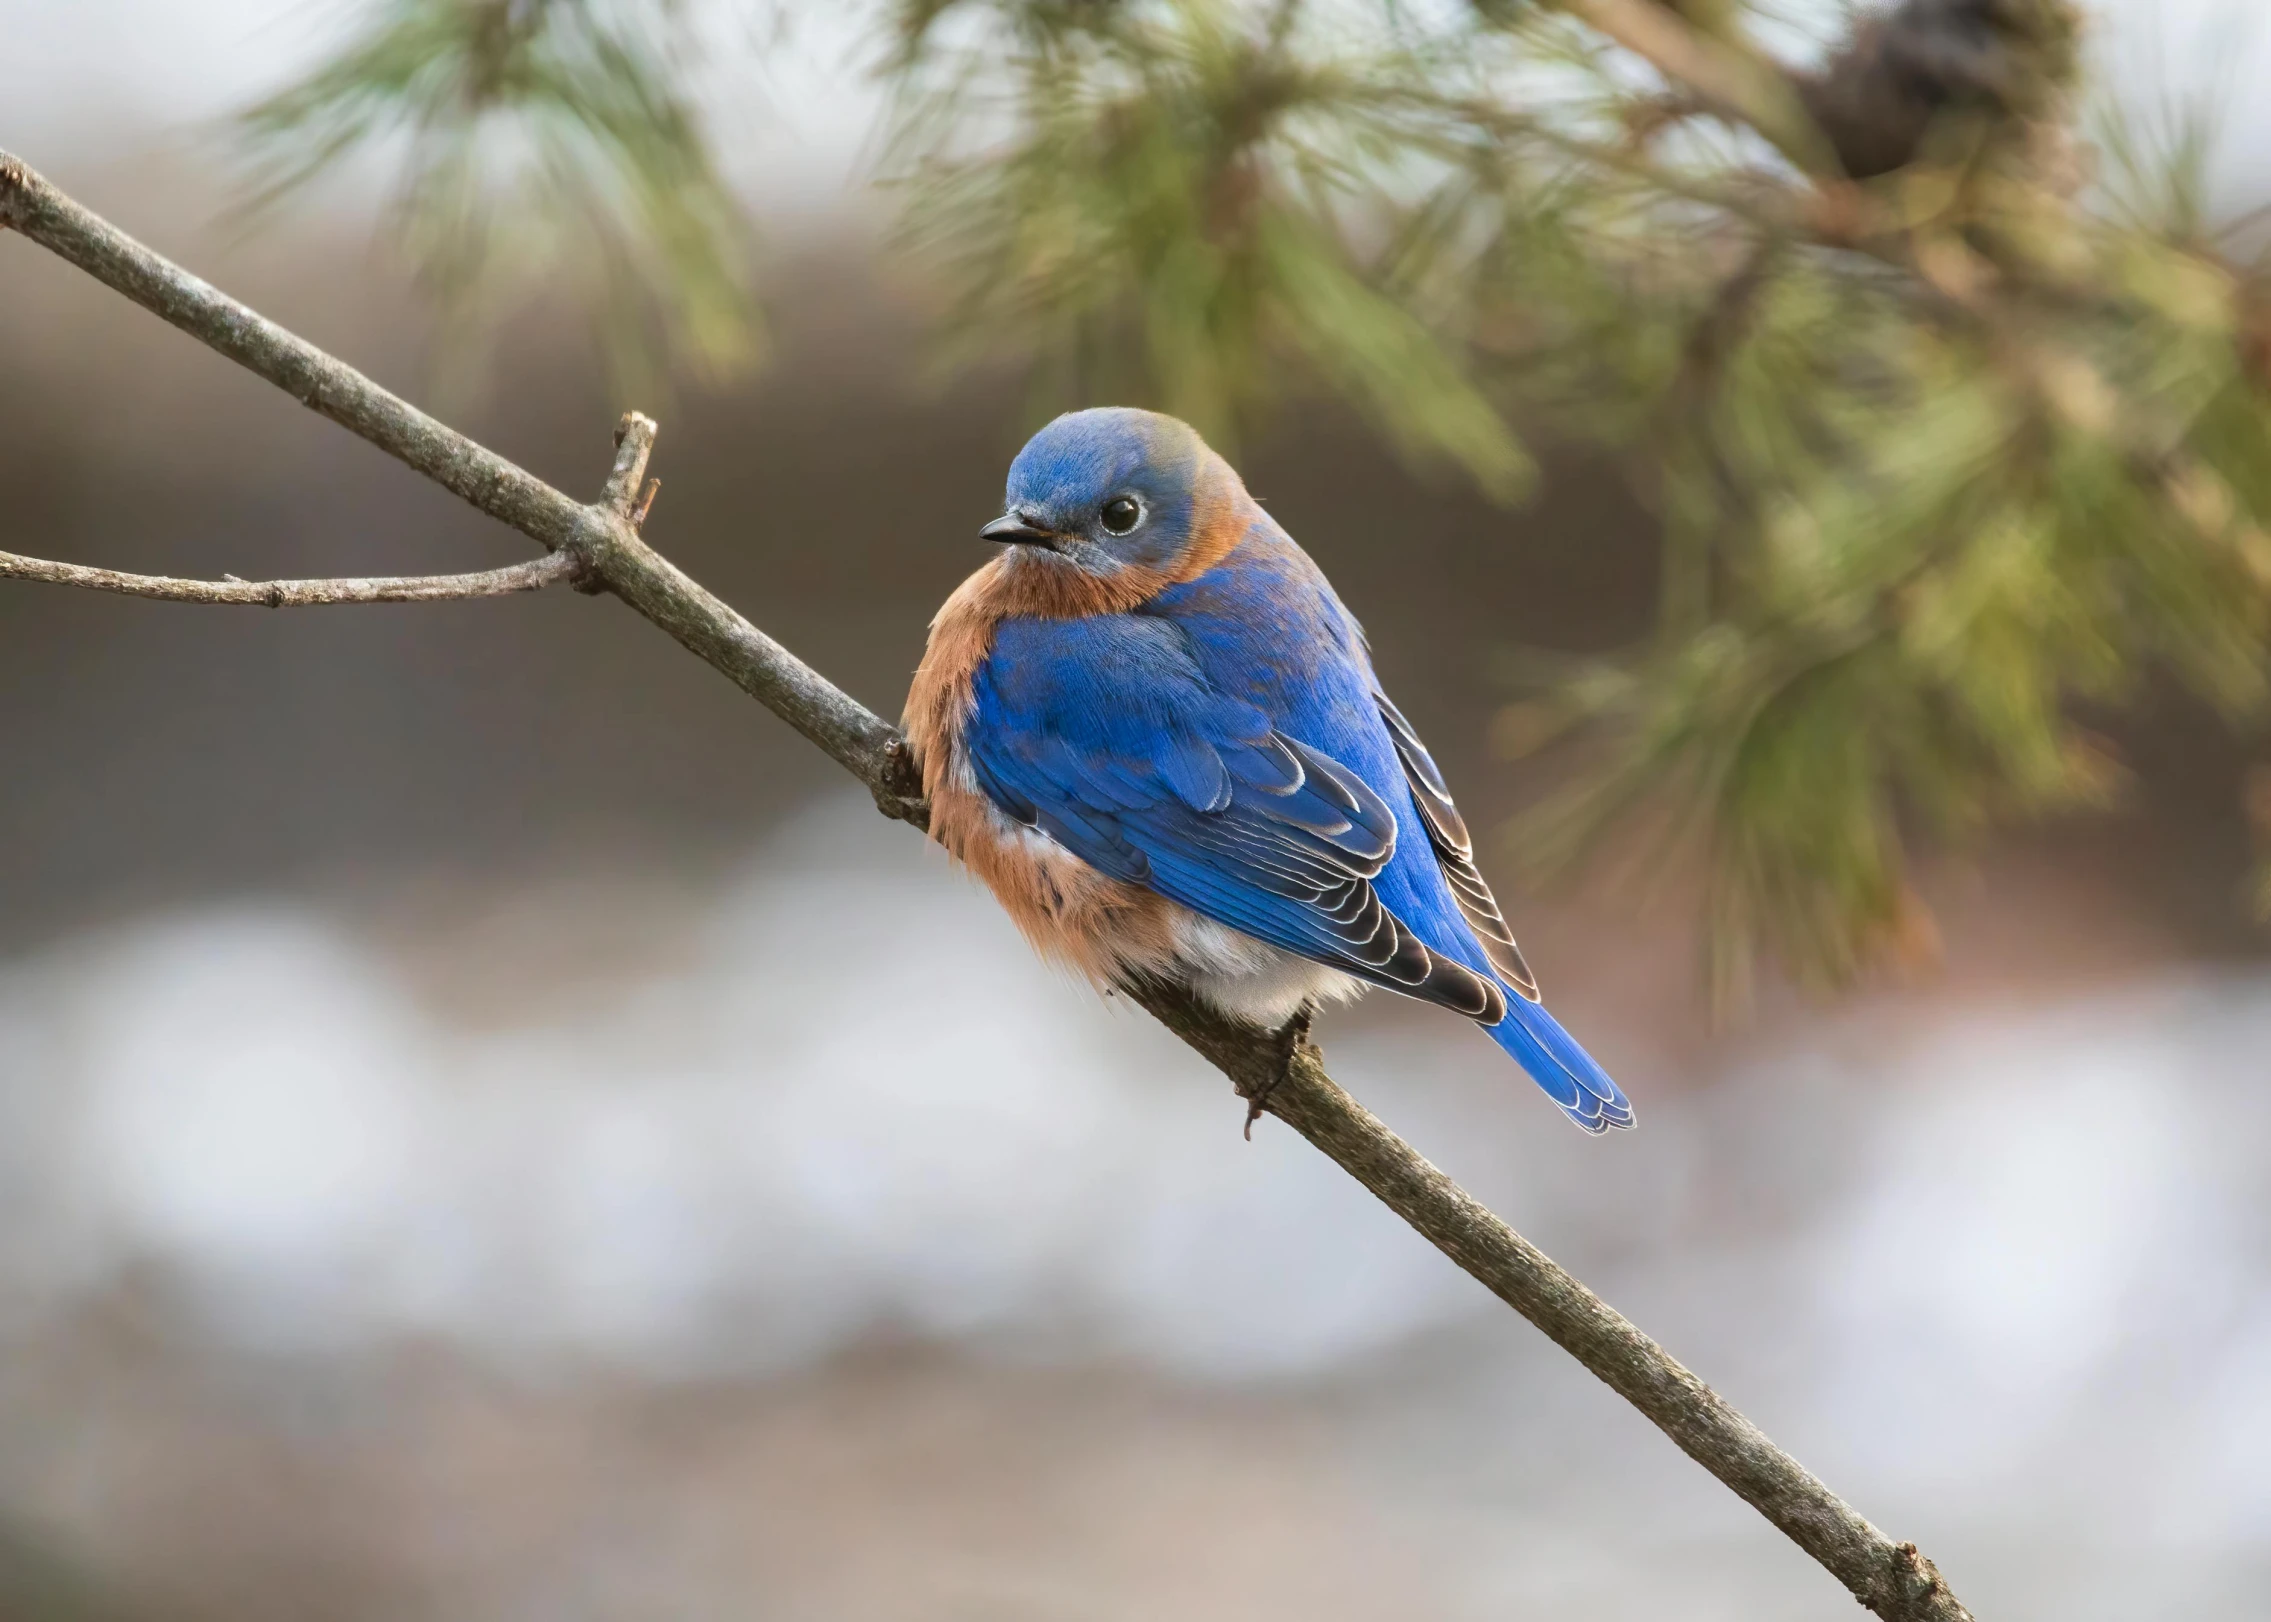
[1485,999,1635,1133]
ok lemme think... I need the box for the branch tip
[0,159,25,235]
[602,412,660,519]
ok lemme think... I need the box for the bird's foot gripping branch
[0,149,1973,1622]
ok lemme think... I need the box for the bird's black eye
[1100,495,1143,536]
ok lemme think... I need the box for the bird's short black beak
[981,511,1060,549]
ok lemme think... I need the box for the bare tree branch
[0,547,581,606]
[0,149,1975,1622]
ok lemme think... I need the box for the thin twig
[0,149,1974,1622]
[0,547,579,606]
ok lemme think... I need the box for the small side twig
[0,547,580,607]
[601,413,658,520]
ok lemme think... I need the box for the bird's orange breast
[903,557,1180,982]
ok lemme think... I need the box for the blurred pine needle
[238,0,760,401]
[878,0,1534,495]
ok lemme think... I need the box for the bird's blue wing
[1374,689,1540,1001]
[968,614,1508,1021]
[1145,546,1628,1132]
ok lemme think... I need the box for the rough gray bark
[1,148,1973,1622]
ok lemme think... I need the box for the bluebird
[906,408,1633,1132]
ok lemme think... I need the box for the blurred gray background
[3,4,2270,1620]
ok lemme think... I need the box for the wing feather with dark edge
[1375,690,1541,1001]
[966,623,1507,1024]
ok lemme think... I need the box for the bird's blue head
[982,408,1245,584]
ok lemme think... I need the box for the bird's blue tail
[1485,995,1634,1134]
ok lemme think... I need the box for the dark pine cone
[1797,0,2081,179]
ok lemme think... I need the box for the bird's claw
[1241,1003,1313,1141]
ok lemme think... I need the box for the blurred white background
[0,801,2263,1618]
[3,3,2270,1619]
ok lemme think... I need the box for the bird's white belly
[1165,910,1369,1028]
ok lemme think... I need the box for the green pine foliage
[881,0,1534,494]
[238,0,2271,1001]
[239,0,757,398]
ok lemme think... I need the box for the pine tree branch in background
[1438,0,2271,1002]
[218,0,2271,991]
[1,148,1976,1622]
